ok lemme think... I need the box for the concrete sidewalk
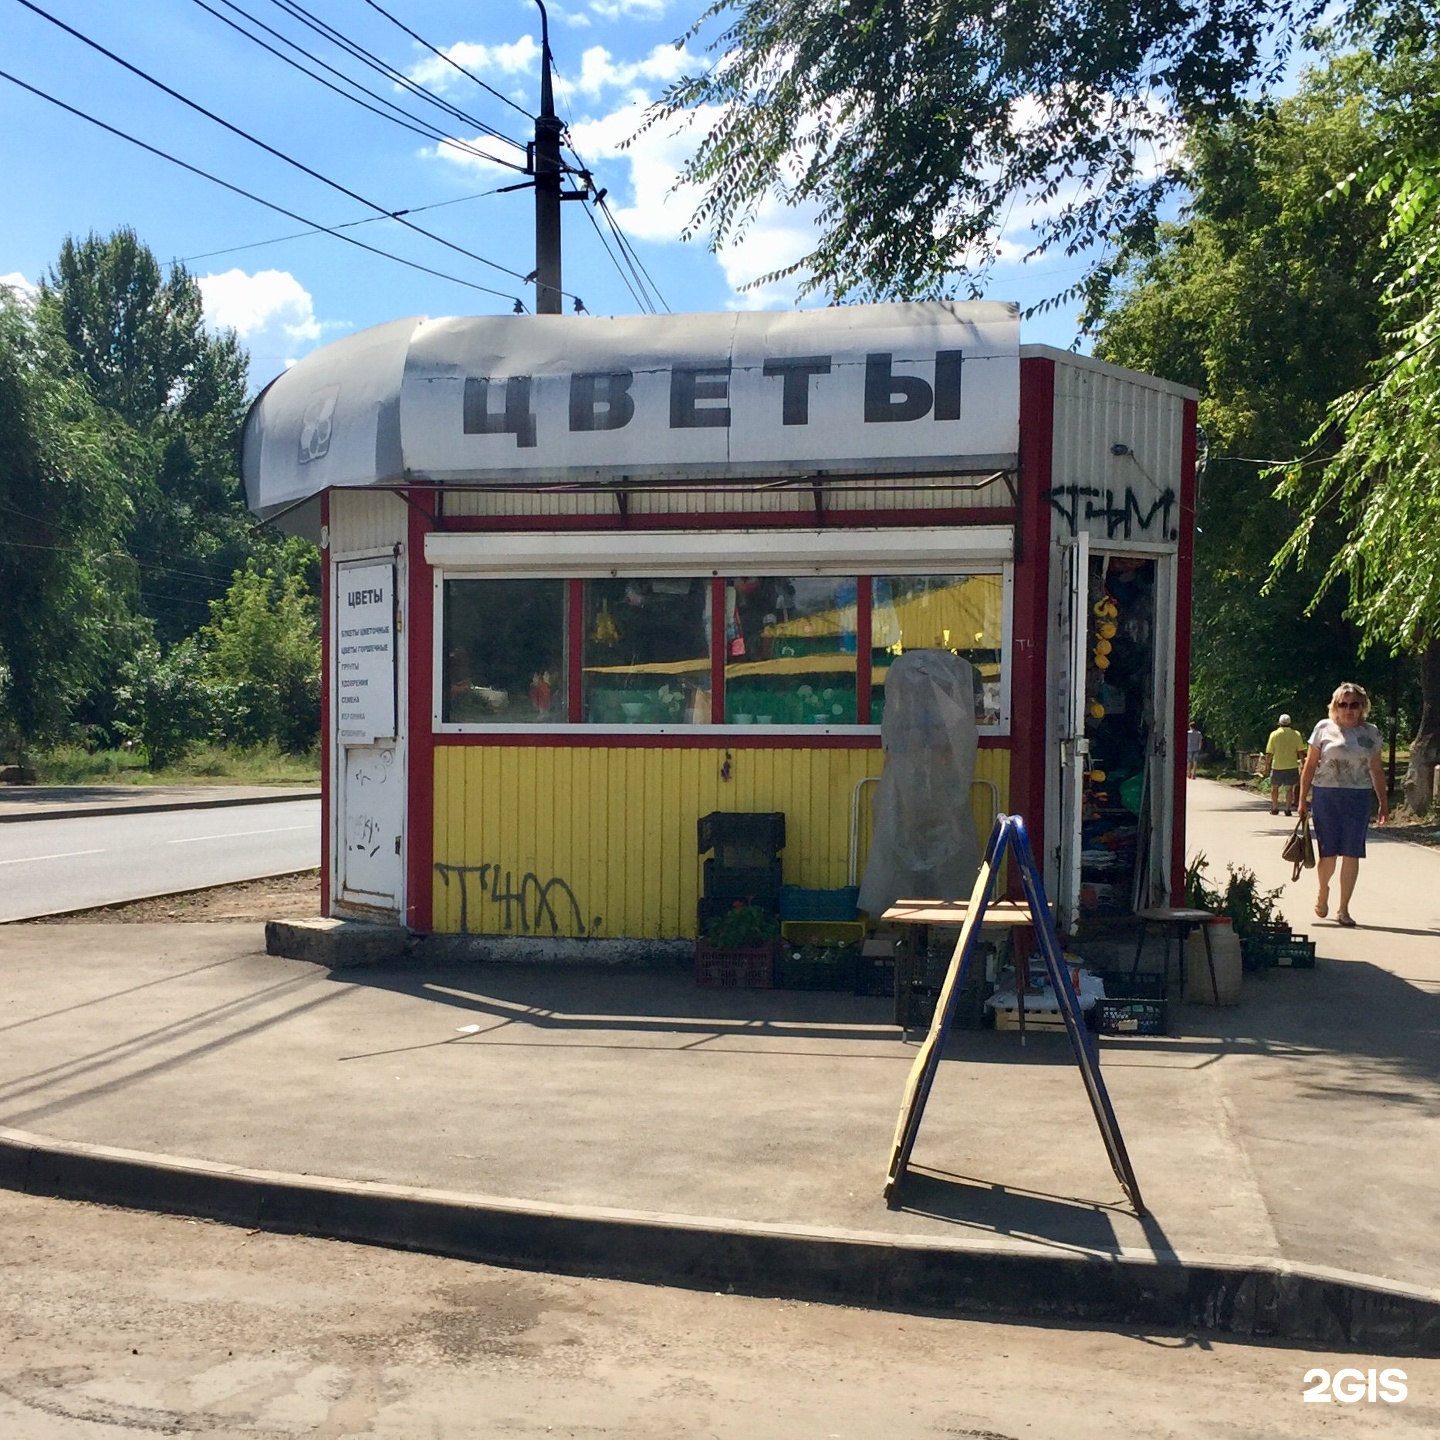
[0,784,319,822]
[0,778,1435,1348]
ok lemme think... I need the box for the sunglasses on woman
[1335,701,1362,709]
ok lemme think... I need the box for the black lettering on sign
[864,352,932,423]
[345,588,385,606]
[1041,483,1177,540]
[762,355,832,425]
[934,350,964,421]
[569,370,635,432]
[669,364,732,429]
[463,375,537,448]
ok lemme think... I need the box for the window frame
[429,530,1013,737]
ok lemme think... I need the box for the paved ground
[4,1188,1435,1439]
[0,780,1435,1312]
[0,785,318,820]
[0,799,320,921]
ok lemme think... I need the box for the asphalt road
[0,800,320,922]
[3,1189,1433,1439]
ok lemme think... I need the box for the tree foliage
[650,0,1437,310]
[1272,75,1440,807]
[1095,53,1412,749]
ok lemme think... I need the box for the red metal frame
[319,490,331,916]
[856,576,873,724]
[1010,356,1055,873]
[1173,397,1199,901]
[566,579,584,724]
[405,491,437,932]
[433,506,1016,533]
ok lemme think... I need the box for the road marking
[168,824,314,845]
[0,849,105,865]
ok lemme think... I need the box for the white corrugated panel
[1042,350,1193,550]
[329,490,408,555]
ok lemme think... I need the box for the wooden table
[880,899,1049,1030]
[1131,906,1219,1001]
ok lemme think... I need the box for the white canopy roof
[242,302,1020,522]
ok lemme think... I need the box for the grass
[33,743,320,787]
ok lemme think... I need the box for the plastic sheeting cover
[857,650,981,918]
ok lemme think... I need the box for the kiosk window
[724,577,858,725]
[871,574,1004,726]
[582,578,712,723]
[443,579,568,724]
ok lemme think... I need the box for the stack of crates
[697,811,786,937]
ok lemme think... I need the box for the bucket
[1185,917,1243,1005]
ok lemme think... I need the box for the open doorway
[1077,554,1157,921]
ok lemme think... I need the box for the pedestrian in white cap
[1263,712,1307,816]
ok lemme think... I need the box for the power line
[180,186,511,265]
[0,66,524,306]
[15,0,562,297]
[577,198,650,313]
[263,0,525,149]
[358,0,534,123]
[189,0,529,174]
[598,194,668,313]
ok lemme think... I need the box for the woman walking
[1297,683,1389,927]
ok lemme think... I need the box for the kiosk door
[1055,532,1089,935]
[334,557,404,918]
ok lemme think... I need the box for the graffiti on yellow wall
[434,861,601,936]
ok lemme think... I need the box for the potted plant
[695,902,780,988]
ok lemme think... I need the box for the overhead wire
[14,1,572,299]
[179,186,511,265]
[0,66,524,305]
[188,0,529,174]
[358,0,534,123]
[262,0,524,148]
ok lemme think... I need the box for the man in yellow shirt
[1263,713,1307,816]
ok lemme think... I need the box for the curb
[0,790,320,825]
[10,869,320,924]
[1,1126,1436,1353]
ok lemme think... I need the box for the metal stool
[1130,907,1220,1001]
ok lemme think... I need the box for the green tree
[37,229,261,650]
[1095,54,1410,750]
[650,1,1436,309]
[0,293,140,752]
[1272,79,1440,809]
[201,540,321,755]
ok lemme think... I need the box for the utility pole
[532,0,563,315]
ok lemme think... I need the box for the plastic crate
[698,811,786,855]
[703,858,783,901]
[853,954,896,997]
[780,919,866,947]
[1092,997,1168,1036]
[994,1006,1068,1033]
[1097,968,1166,1000]
[778,885,860,922]
[1272,936,1316,968]
[897,981,940,1031]
[695,943,775,989]
[774,946,858,991]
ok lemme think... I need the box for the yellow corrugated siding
[431,744,1009,938]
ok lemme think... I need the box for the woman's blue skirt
[1311,786,1372,858]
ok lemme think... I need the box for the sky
[2,0,1104,391]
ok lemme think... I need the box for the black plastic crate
[703,857,783,900]
[1092,997,1168,1036]
[897,981,941,1031]
[854,954,897,997]
[1098,969,1166,1001]
[698,811,786,856]
[774,946,858,991]
[1273,936,1317,968]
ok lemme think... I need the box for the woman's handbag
[1282,814,1315,881]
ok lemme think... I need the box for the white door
[1055,532,1090,934]
[334,557,404,917]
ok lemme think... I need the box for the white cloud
[424,131,531,177]
[198,268,330,375]
[405,36,540,91]
[588,0,669,19]
[1,271,37,304]
[558,43,694,101]
[569,102,821,309]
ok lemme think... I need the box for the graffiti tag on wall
[1042,484,1177,541]
[434,861,602,937]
